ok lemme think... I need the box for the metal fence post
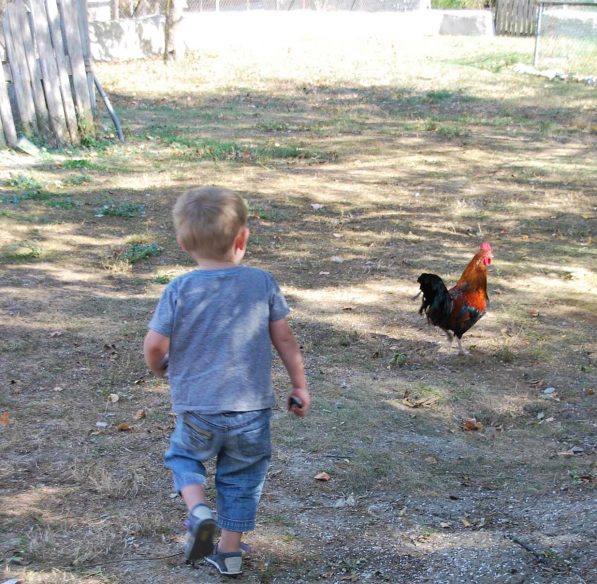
[533,1,544,68]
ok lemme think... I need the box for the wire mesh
[184,0,425,11]
[534,1,597,77]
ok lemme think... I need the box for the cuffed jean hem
[173,472,207,493]
[216,514,256,533]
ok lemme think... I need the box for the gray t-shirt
[148,266,289,414]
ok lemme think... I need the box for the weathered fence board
[0,0,97,148]
[495,0,536,36]
[4,3,38,135]
[0,57,17,147]
[60,0,94,130]
[30,0,70,143]
[14,0,52,137]
[76,0,97,115]
[46,0,80,142]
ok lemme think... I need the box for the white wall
[89,10,495,61]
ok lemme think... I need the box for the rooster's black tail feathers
[417,273,453,331]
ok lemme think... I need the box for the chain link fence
[184,0,424,10]
[534,1,597,77]
[89,0,425,18]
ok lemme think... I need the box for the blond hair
[173,187,248,258]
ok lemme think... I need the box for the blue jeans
[165,409,272,533]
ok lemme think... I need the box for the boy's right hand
[287,388,310,418]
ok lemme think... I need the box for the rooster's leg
[445,331,453,348]
[456,337,469,356]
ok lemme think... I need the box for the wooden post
[111,0,119,19]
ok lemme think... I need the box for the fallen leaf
[403,396,439,409]
[310,203,324,210]
[108,393,119,403]
[314,471,331,481]
[463,418,484,431]
[49,331,63,337]
[133,408,146,420]
[424,456,438,465]
[133,377,145,385]
[0,411,10,426]
[116,422,132,432]
[585,388,594,396]
[528,308,539,317]
[461,517,472,528]
[439,521,452,529]
[330,256,344,263]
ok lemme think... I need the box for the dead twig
[504,534,547,564]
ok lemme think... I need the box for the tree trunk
[164,0,186,61]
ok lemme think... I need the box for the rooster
[416,242,493,355]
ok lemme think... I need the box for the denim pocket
[238,419,271,458]
[181,414,214,451]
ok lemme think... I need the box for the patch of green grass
[121,243,161,264]
[389,352,407,368]
[144,127,335,162]
[249,203,287,222]
[426,90,454,102]
[152,274,171,284]
[2,174,57,206]
[257,121,292,132]
[63,158,102,170]
[451,51,531,73]
[0,242,42,262]
[96,202,145,218]
[6,174,44,190]
[67,174,93,185]
[436,124,470,138]
[45,197,77,209]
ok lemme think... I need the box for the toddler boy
[144,186,310,576]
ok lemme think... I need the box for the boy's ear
[235,227,249,251]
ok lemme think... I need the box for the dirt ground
[0,27,595,584]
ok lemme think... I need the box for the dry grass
[1,27,595,584]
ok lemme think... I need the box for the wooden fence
[495,0,537,36]
[0,0,96,148]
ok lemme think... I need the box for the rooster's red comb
[480,242,492,252]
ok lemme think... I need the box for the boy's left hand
[287,388,310,417]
